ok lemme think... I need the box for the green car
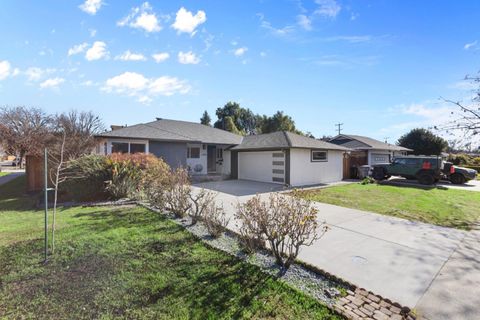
[372,156,444,185]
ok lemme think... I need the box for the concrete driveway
[193,179,471,313]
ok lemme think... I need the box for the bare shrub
[188,189,216,225]
[236,192,327,273]
[235,197,265,254]
[164,168,192,218]
[204,203,230,238]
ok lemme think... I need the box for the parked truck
[371,156,477,185]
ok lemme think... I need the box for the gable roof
[330,134,412,152]
[96,118,243,145]
[231,131,350,151]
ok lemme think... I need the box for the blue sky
[0,0,479,143]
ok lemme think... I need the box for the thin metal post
[44,148,48,262]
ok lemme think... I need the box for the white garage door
[238,151,285,184]
[371,153,390,165]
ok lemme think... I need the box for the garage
[238,151,285,184]
[370,153,391,165]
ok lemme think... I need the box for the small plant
[360,176,376,185]
[235,198,265,254]
[204,203,229,238]
[164,168,192,218]
[236,192,327,274]
[188,189,216,225]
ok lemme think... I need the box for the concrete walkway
[193,180,470,311]
[0,172,24,186]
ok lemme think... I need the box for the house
[95,118,242,176]
[95,118,350,187]
[329,134,411,166]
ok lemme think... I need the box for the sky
[0,0,479,144]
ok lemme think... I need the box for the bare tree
[0,106,52,168]
[436,73,480,141]
[188,189,216,225]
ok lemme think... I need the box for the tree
[213,102,257,135]
[397,128,448,155]
[258,111,299,134]
[0,106,52,168]
[200,110,211,126]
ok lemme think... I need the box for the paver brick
[360,307,374,317]
[389,305,401,314]
[380,307,392,316]
[367,294,381,303]
[363,304,376,312]
[373,311,389,320]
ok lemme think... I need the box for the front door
[207,145,216,173]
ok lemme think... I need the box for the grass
[297,183,480,230]
[0,171,11,177]
[0,176,341,320]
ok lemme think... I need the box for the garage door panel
[238,151,285,184]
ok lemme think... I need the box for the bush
[236,192,327,273]
[163,168,191,218]
[360,176,376,185]
[188,188,216,225]
[204,203,229,238]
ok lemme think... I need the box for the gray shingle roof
[96,118,243,145]
[330,134,412,152]
[231,131,350,151]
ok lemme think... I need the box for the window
[130,143,146,154]
[187,147,200,159]
[393,158,407,165]
[216,148,223,159]
[311,150,328,162]
[111,142,129,154]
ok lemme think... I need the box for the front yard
[0,176,340,320]
[297,183,480,230]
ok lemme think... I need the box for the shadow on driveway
[193,179,287,197]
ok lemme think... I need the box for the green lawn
[0,176,341,320]
[297,183,480,230]
[0,171,11,177]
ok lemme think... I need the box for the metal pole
[44,148,48,262]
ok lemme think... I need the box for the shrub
[164,168,192,218]
[235,197,266,254]
[188,188,216,225]
[204,203,229,238]
[236,192,327,274]
[360,176,376,185]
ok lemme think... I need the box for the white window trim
[187,146,201,159]
[311,149,328,162]
[107,139,149,154]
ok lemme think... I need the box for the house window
[130,143,146,154]
[187,147,200,159]
[311,150,328,162]
[216,148,223,159]
[111,142,129,154]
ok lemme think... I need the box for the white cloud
[171,7,206,35]
[115,50,147,61]
[81,80,95,86]
[24,67,56,81]
[314,0,341,18]
[258,13,295,37]
[464,40,478,50]
[103,71,190,103]
[39,77,65,89]
[152,52,170,63]
[79,0,103,15]
[233,47,248,57]
[85,41,109,61]
[0,60,11,80]
[297,14,312,31]
[12,68,20,76]
[89,28,97,37]
[118,2,162,33]
[323,35,372,43]
[68,42,89,56]
[178,51,200,64]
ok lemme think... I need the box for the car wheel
[450,173,466,185]
[373,171,385,180]
[418,174,435,185]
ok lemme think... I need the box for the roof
[96,118,243,145]
[329,134,412,152]
[231,131,350,151]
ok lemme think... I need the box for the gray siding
[149,141,187,168]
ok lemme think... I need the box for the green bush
[360,176,376,185]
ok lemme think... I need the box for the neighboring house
[95,118,350,186]
[329,134,411,166]
[95,118,242,176]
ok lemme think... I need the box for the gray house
[329,134,411,166]
[95,118,350,186]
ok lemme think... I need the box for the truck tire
[373,170,386,181]
[418,174,435,185]
[450,173,466,185]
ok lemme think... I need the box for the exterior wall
[289,149,344,186]
[185,143,207,175]
[368,150,391,165]
[149,141,188,169]
[238,150,285,184]
[221,150,231,175]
